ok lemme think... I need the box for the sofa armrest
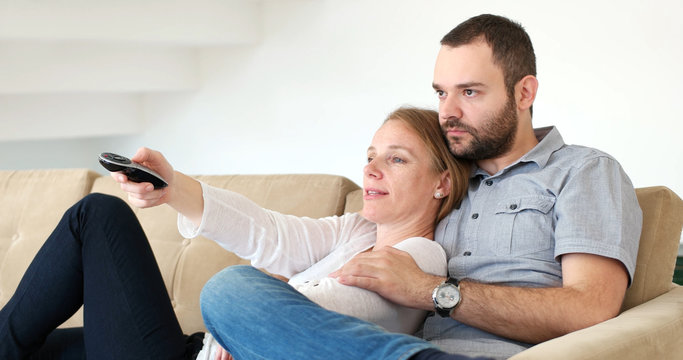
[509,285,683,360]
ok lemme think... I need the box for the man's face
[433,42,518,161]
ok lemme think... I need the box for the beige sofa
[1,169,681,359]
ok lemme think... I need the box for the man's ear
[436,170,452,197]
[516,75,538,112]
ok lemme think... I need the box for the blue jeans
[0,194,195,359]
[200,265,438,360]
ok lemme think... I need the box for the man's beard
[441,96,518,160]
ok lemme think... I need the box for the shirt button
[471,213,479,219]
[463,251,472,256]
[485,180,493,186]
[509,204,518,210]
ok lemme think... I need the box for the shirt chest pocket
[493,195,556,256]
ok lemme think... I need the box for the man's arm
[451,253,627,343]
[335,249,628,344]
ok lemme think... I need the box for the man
[201,14,642,360]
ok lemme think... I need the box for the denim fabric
[200,265,437,360]
[0,194,188,360]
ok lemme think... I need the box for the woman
[0,107,469,360]
[195,107,470,359]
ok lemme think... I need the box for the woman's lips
[364,188,388,199]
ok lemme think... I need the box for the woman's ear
[436,170,452,197]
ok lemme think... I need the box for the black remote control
[98,152,168,189]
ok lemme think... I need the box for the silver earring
[434,192,443,199]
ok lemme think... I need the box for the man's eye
[464,89,476,97]
[435,90,445,98]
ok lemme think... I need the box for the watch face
[436,284,460,308]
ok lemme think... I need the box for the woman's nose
[364,160,382,179]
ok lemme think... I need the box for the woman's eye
[391,156,405,164]
[367,157,374,163]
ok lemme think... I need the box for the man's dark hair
[441,14,536,99]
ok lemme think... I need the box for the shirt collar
[470,126,565,178]
[521,126,564,168]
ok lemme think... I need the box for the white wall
[1,0,682,201]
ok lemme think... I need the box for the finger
[130,147,153,164]
[123,187,167,207]
[132,147,167,171]
[110,171,126,183]
[119,180,156,195]
[126,189,166,200]
[336,262,383,286]
[362,247,416,268]
[127,193,165,207]
[337,273,380,292]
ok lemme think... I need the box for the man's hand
[330,246,444,311]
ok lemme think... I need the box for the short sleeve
[553,156,642,284]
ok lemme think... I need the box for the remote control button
[102,153,131,164]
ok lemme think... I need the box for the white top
[181,183,447,358]
[289,236,446,333]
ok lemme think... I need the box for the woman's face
[361,119,445,226]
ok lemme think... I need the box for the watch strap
[445,277,460,287]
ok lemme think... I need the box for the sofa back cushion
[344,188,363,214]
[0,169,100,309]
[89,173,359,333]
[623,186,683,311]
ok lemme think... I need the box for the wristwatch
[432,277,461,317]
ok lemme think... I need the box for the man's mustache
[442,118,477,135]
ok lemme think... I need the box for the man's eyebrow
[432,82,487,90]
[456,82,486,89]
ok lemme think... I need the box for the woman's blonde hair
[384,107,470,223]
